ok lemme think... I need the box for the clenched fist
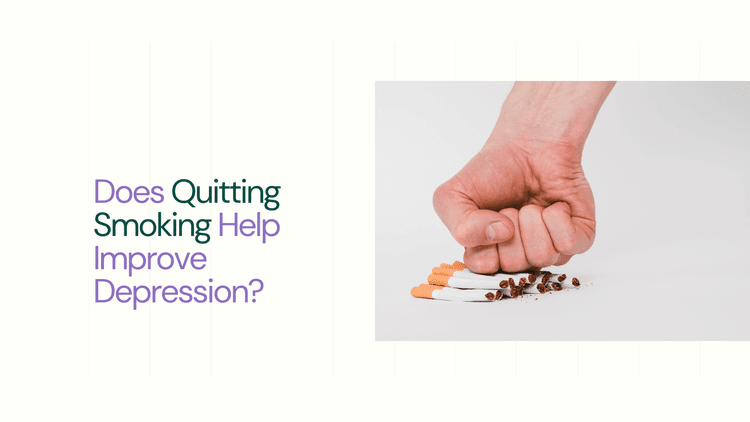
[433,81,615,274]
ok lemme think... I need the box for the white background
[1,1,750,420]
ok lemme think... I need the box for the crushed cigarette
[427,274,503,289]
[412,261,585,302]
[411,284,499,302]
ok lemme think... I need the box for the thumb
[433,183,515,247]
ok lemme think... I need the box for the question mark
[249,278,264,303]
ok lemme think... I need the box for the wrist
[489,81,615,150]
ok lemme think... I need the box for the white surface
[376,82,750,340]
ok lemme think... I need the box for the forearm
[490,81,616,150]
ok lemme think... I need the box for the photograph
[376,81,750,341]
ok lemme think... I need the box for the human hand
[433,82,615,274]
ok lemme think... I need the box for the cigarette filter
[411,284,498,302]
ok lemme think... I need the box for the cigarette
[553,278,579,289]
[427,274,503,289]
[507,286,523,298]
[516,281,544,294]
[537,272,566,284]
[411,284,498,302]
[522,277,579,294]
[537,283,554,293]
[431,266,501,280]
[496,288,510,298]
[431,266,532,281]
[491,287,518,299]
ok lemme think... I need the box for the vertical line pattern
[393,342,396,377]
[453,48,457,377]
[148,43,152,378]
[209,43,213,377]
[392,44,396,378]
[331,42,335,377]
[270,43,274,378]
[87,43,91,378]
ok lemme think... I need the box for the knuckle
[499,207,519,220]
[499,256,526,273]
[525,245,551,266]
[520,204,543,214]
[528,252,558,268]
[541,205,556,220]
[453,228,472,247]
[469,257,499,275]
[432,183,450,210]
[554,237,577,254]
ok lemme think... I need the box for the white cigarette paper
[411,284,499,302]
[433,287,498,302]
[432,266,533,281]
[420,263,582,302]
[427,274,503,289]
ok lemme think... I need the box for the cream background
[1,3,750,419]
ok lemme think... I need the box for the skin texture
[433,82,616,274]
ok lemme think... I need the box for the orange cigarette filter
[411,284,497,301]
[432,267,460,277]
[410,284,444,299]
[453,261,466,270]
[427,274,451,286]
